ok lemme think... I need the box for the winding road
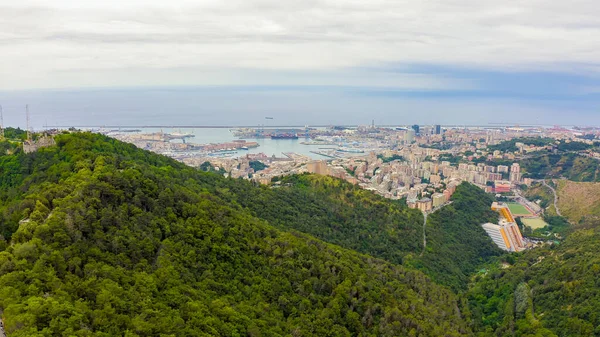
[540,179,562,217]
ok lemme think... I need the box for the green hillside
[213,172,501,291]
[0,132,470,336]
[3,130,600,336]
[468,228,600,336]
[406,183,502,291]
[520,154,600,182]
[488,137,555,153]
[222,173,423,265]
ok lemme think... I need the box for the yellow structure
[483,202,526,252]
[499,227,511,250]
[416,198,432,212]
[491,202,515,223]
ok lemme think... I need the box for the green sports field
[522,217,549,230]
[506,202,532,216]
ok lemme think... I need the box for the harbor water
[113,127,331,159]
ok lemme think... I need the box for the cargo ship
[271,133,298,139]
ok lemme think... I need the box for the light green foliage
[1,131,598,337]
[506,202,530,215]
[0,132,470,336]
[468,228,600,336]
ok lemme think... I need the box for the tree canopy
[0,132,470,336]
[1,131,598,336]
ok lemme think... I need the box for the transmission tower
[26,104,31,141]
[0,105,4,139]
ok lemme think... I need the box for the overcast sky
[1,0,599,125]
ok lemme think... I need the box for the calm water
[124,127,331,159]
[1,87,587,128]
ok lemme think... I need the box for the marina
[99,126,374,160]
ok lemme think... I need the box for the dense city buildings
[306,160,329,175]
[494,180,511,193]
[107,124,600,209]
[404,129,416,144]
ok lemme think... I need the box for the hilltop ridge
[0,131,470,336]
[1,130,600,336]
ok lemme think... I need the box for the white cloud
[1,0,600,89]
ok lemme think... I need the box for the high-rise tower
[411,124,420,135]
[509,163,521,183]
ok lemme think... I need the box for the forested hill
[406,183,502,291]
[220,174,501,291]
[468,227,600,336]
[0,132,471,336]
[519,153,600,182]
[217,173,424,265]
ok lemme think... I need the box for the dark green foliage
[3,127,28,141]
[0,132,471,336]
[376,154,404,163]
[468,228,600,336]
[438,153,464,164]
[543,215,572,237]
[229,173,424,267]
[199,161,226,174]
[223,177,503,292]
[556,141,592,152]
[420,143,455,151]
[405,183,502,291]
[344,167,356,176]
[248,160,268,172]
[488,137,555,153]
[199,160,213,171]
[486,137,598,181]
[520,153,600,181]
[233,177,503,292]
[0,140,21,157]
[576,134,596,140]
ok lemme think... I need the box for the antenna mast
[0,105,4,139]
[26,104,31,141]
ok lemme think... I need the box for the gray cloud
[1,0,600,89]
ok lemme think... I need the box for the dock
[310,150,337,158]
